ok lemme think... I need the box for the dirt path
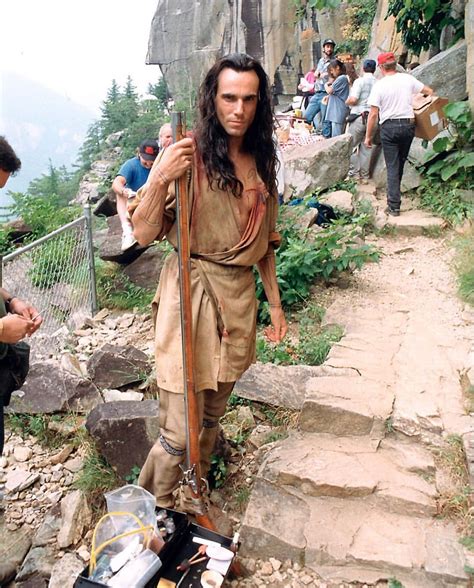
[234,229,474,587]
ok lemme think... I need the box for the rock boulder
[283,134,352,199]
[86,400,160,477]
[7,362,101,414]
[87,344,151,389]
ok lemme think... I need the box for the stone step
[255,433,437,517]
[241,477,468,587]
[385,209,446,236]
[299,376,394,438]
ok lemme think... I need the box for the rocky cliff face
[146,0,346,106]
[147,0,471,108]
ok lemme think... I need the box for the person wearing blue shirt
[112,139,159,250]
[324,59,350,137]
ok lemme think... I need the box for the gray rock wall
[467,0,474,116]
[146,0,347,105]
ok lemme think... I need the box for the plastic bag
[105,484,157,535]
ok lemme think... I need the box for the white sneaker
[121,225,137,251]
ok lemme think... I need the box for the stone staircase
[238,234,473,587]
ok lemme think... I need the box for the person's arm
[256,251,287,343]
[346,78,361,106]
[421,84,433,96]
[112,175,127,197]
[0,288,41,343]
[133,138,195,246]
[364,105,379,148]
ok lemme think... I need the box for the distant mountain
[0,72,96,206]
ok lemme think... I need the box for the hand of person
[150,138,195,185]
[264,306,288,343]
[9,298,43,334]
[1,314,35,343]
[364,136,372,149]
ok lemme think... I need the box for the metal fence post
[83,202,98,316]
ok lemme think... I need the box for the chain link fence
[1,204,97,358]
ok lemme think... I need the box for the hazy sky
[1,0,161,114]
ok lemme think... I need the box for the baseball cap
[363,59,376,71]
[377,52,396,66]
[323,38,336,46]
[139,139,159,161]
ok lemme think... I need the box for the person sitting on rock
[112,139,159,251]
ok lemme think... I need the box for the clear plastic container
[107,549,162,587]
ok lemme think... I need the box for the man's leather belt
[383,118,415,124]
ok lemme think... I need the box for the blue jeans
[380,119,416,210]
[304,92,331,138]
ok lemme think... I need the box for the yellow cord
[89,511,154,574]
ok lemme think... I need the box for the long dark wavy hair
[194,53,277,198]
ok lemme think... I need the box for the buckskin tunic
[133,152,280,394]
[132,150,280,505]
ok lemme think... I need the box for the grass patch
[435,435,473,543]
[455,228,474,307]
[6,413,85,449]
[95,258,154,312]
[257,302,343,366]
[417,181,474,225]
[73,441,119,503]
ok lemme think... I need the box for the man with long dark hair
[132,53,287,510]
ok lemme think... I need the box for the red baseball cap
[377,52,396,66]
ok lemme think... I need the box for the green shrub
[455,230,474,306]
[11,191,81,240]
[256,209,379,311]
[73,444,119,499]
[257,302,344,366]
[424,102,473,184]
[28,236,77,289]
[95,258,154,311]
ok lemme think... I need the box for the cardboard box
[413,94,449,141]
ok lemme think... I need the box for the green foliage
[209,454,228,489]
[388,580,405,588]
[293,0,376,55]
[10,191,81,240]
[264,430,289,444]
[386,0,463,55]
[257,301,343,366]
[256,209,379,310]
[95,258,154,311]
[0,226,13,256]
[294,0,464,56]
[338,0,377,56]
[148,77,170,110]
[417,182,473,225]
[228,392,251,408]
[417,102,474,224]
[455,230,474,307]
[235,487,251,507]
[28,237,77,289]
[424,102,474,185]
[74,444,119,498]
[257,323,343,366]
[6,413,66,448]
[124,465,141,484]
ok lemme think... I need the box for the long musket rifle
[171,112,216,531]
